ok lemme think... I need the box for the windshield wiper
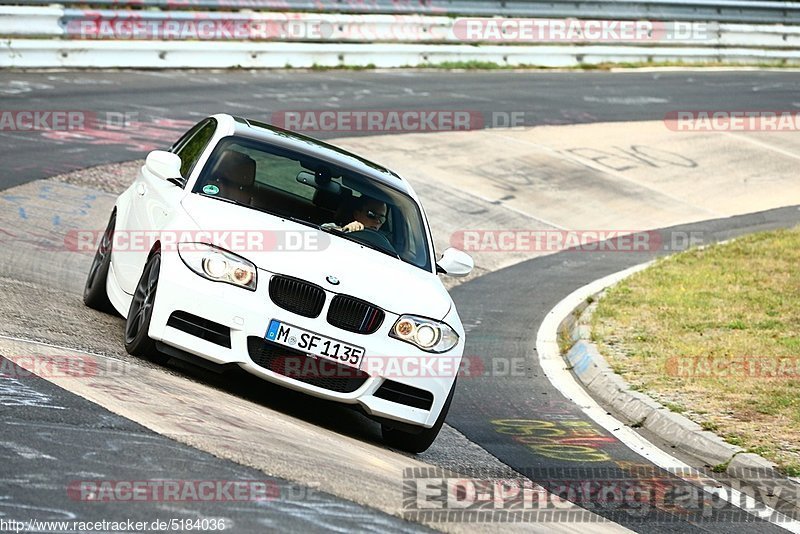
[285,216,322,230]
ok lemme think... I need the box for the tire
[124,252,168,363]
[83,212,116,313]
[381,378,457,454]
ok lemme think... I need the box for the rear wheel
[381,378,457,454]
[83,212,116,313]
[124,252,168,364]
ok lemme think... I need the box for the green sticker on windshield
[203,184,219,195]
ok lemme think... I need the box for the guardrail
[4,7,800,47]
[3,40,800,68]
[3,6,800,68]
[5,0,800,24]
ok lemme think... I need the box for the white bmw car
[83,113,473,452]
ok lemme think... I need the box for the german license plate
[266,319,365,368]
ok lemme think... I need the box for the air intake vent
[167,311,231,348]
[374,380,434,410]
[327,295,384,334]
[268,275,326,318]
[247,337,369,394]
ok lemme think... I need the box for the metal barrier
[3,5,800,67]
[5,0,800,24]
[1,6,63,37]
[3,39,800,68]
[56,11,455,42]
[4,7,800,48]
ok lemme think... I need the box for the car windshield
[192,136,432,271]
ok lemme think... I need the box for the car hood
[180,194,452,319]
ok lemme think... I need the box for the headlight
[178,242,257,291]
[389,314,459,353]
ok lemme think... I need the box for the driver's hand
[342,221,364,233]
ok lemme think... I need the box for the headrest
[208,150,256,187]
[314,186,351,212]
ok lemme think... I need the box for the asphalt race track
[2,70,800,187]
[449,206,800,532]
[1,69,799,533]
[0,358,425,532]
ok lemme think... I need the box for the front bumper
[147,250,463,428]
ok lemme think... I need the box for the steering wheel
[348,228,400,258]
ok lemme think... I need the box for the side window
[174,119,217,180]
[169,121,203,153]
[238,146,314,201]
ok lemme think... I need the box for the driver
[325,196,387,233]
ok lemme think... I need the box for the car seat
[206,150,256,205]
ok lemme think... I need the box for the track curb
[558,265,800,492]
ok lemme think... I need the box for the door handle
[136,183,146,196]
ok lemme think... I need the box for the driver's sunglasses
[367,210,387,224]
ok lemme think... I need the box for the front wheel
[381,378,457,454]
[124,252,167,363]
[83,212,116,313]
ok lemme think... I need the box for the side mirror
[436,247,474,277]
[145,150,183,181]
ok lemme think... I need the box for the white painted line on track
[536,261,800,532]
[722,132,800,162]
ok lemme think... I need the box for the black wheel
[381,378,457,454]
[83,212,116,313]
[124,252,167,363]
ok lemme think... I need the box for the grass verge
[592,227,800,475]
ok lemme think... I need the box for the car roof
[224,114,414,196]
